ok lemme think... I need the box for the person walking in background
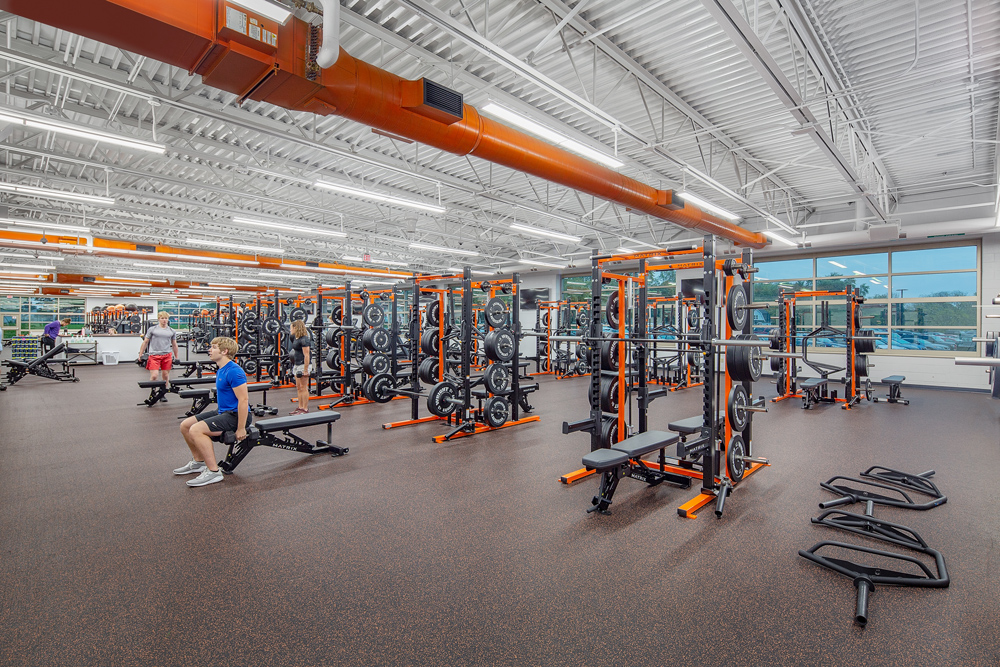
[138,311,180,390]
[289,319,312,415]
[41,318,71,353]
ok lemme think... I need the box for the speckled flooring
[1,364,998,666]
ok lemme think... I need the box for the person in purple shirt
[41,318,71,353]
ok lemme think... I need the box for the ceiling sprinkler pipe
[315,0,340,69]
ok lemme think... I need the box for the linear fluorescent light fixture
[0,183,115,206]
[676,191,741,222]
[519,259,566,269]
[0,262,55,269]
[183,238,283,255]
[471,270,495,276]
[762,230,798,247]
[0,218,92,233]
[0,109,165,154]
[409,242,479,257]
[314,181,446,214]
[828,261,847,269]
[0,251,64,260]
[231,216,347,238]
[510,223,581,243]
[228,0,293,23]
[852,270,865,276]
[117,270,183,278]
[132,261,210,272]
[481,103,624,169]
[0,269,46,276]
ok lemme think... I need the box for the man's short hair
[158,311,171,319]
[212,336,239,358]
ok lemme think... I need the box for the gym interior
[1,2,998,665]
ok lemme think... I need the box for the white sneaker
[186,469,224,487]
[173,460,207,475]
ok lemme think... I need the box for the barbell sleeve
[954,357,1000,366]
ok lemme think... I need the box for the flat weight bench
[216,410,346,474]
[873,375,909,405]
[2,343,78,388]
[582,430,688,514]
[177,382,276,417]
[138,376,218,407]
[668,412,724,459]
[799,377,829,409]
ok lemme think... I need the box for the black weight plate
[727,434,746,483]
[575,344,587,360]
[541,312,550,328]
[776,374,787,397]
[427,381,459,417]
[483,396,510,428]
[289,307,307,322]
[362,328,377,352]
[599,376,619,413]
[769,327,781,350]
[362,353,390,376]
[325,349,340,370]
[854,354,869,378]
[855,329,876,354]
[129,314,141,324]
[606,292,619,329]
[575,358,590,376]
[479,280,492,293]
[484,363,511,394]
[425,300,440,328]
[243,343,259,356]
[485,297,509,329]
[366,373,395,403]
[369,328,390,352]
[726,283,748,331]
[243,358,258,375]
[600,417,619,449]
[418,357,439,385]
[420,329,440,356]
[726,334,762,382]
[727,384,750,432]
[600,339,619,372]
[865,378,873,401]
[540,356,551,372]
[501,283,512,295]
[769,355,782,373]
[262,317,282,336]
[330,304,343,325]
[687,308,700,329]
[576,310,590,329]
[325,329,340,347]
[129,322,141,334]
[484,328,515,362]
[363,303,386,328]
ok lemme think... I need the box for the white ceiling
[0,0,997,291]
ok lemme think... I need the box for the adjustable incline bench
[1,344,79,389]
[581,430,689,514]
[137,376,218,407]
[177,381,277,417]
[668,412,724,459]
[215,410,346,474]
[171,360,217,378]
[800,377,829,409]
[872,375,908,405]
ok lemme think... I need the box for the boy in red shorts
[139,311,180,390]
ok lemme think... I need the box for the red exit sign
[363,254,371,262]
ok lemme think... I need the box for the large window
[754,242,979,353]
[0,297,85,339]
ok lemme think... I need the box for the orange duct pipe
[1,0,767,248]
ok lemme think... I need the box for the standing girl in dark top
[289,319,312,415]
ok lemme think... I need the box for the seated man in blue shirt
[175,336,250,487]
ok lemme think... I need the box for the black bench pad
[179,389,210,399]
[800,378,828,389]
[170,377,217,387]
[668,412,724,435]
[582,448,629,471]
[255,411,341,432]
[881,375,905,384]
[138,381,167,389]
[612,430,680,459]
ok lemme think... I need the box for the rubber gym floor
[1,365,998,667]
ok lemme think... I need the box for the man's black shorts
[196,410,252,433]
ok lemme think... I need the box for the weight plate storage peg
[606,292,620,328]
[484,363,511,394]
[727,434,747,483]
[727,384,751,432]
[600,339,620,372]
[425,300,440,328]
[485,297,509,328]
[726,283,749,331]
[363,303,386,328]
[483,396,511,428]
[418,357,439,385]
[365,373,396,403]
[427,381,460,417]
[362,353,390,376]
[484,329,516,362]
